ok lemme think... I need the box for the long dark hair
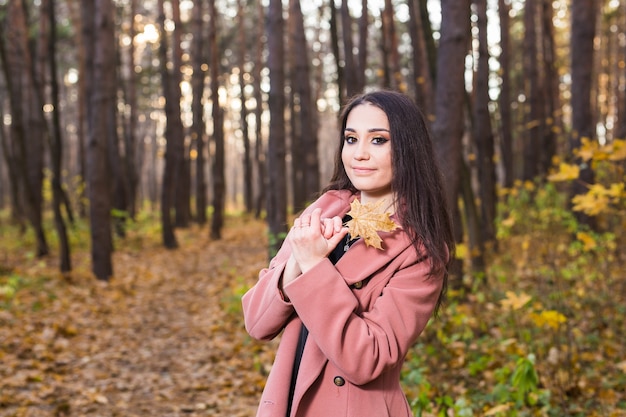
[325,90,454,314]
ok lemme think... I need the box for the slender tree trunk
[540,0,560,175]
[192,0,207,224]
[171,0,190,228]
[341,0,359,97]
[239,0,253,214]
[431,0,471,290]
[253,1,267,219]
[329,0,345,107]
[125,0,139,219]
[381,0,401,91]
[616,0,626,139]
[267,0,288,257]
[2,0,49,257]
[356,0,368,92]
[498,0,514,187]
[47,0,72,272]
[522,0,544,181]
[472,0,496,245]
[570,0,598,228]
[85,0,115,280]
[408,0,433,118]
[158,0,180,248]
[209,0,225,240]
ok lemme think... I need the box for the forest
[0,0,625,416]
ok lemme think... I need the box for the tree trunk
[408,0,433,118]
[431,0,470,290]
[2,0,49,257]
[209,0,225,240]
[570,0,598,228]
[85,0,115,280]
[253,0,267,219]
[266,0,288,257]
[329,0,345,107]
[192,0,207,224]
[171,0,191,229]
[381,0,401,91]
[239,0,253,214]
[540,0,560,175]
[472,0,496,245]
[356,0,368,92]
[158,0,180,248]
[616,0,626,140]
[124,0,139,219]
[498,0,514,188]
[341,0,359,98]
[522,0,544,181]
[47,0,72,272]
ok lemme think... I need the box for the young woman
[242,90,454,417]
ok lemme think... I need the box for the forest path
[0,218,275,417]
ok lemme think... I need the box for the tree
[522,0,544,181]
[498,0,514,188]
[266,0,288,256]
[408,0,433,117]
[47,0,72,272]
[341,0,359,98]
[472,0,496,244]
[239,0,253,214]
[209,0,225,240]
[431,0,471,288]
[84,0,115,280]
[158,0,185,248]
[191,0,207,224]
[1,0,49,257]
[253,0,267,219]
[570,0,598,227]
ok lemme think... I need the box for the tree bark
[472,0,496,245]
[431,0,470,289]
[192,0,207,224]
[209,0,225,240]
[85,0,115,280]
[570,0,598,228]
[266,0,288,257]
[253,1,267,219]
[408,0,433,118]
[239,0,253,214]
[47,0,72,272]
[341,0,359,98]
[498,0,514,187]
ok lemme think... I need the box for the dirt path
[0,219,276,416]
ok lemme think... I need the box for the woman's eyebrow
[344,127,390,133]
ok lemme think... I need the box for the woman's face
[342,103,394,204]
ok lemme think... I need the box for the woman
[242,90,454,417]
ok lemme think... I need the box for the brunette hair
[324,90,454,314]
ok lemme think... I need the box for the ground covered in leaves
[0,216,276,417]
[1,193,625,416]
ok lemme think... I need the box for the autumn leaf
[547,163,580,182]
[345,199,399,250]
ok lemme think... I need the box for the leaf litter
[0,218,276,417]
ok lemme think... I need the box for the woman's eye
[345,136,358,144]
[372,136,389,145]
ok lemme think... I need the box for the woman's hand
[289,208,348,274]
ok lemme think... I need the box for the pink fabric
[242,190,443,417]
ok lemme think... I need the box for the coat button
[333,376,346,386]
[353,281,363,289]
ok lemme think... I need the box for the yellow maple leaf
[345,199,399,250]
[500,291,532,311]
[547,163,580,182]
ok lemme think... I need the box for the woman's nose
[353,142,369,160]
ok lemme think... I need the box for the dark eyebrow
[344,127,390,133]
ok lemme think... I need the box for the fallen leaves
[345,199,399,249]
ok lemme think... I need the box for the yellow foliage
[608,139,626,161]
[547,163,580,182]
[500,291,532,311]
[576,232,597,251]
[572,183,624,216]
[531,310,567,329]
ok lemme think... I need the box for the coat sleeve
[283,249,442,386]
[241,248,295,341]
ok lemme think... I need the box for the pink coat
[242,190,443,417]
